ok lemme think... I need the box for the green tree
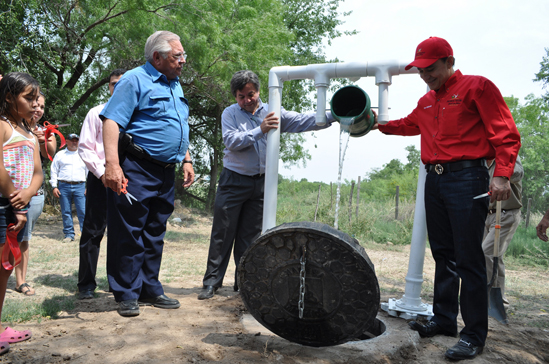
[0,0,177,130]
[175,0,355,210]
[505,95,549,212]
[404,144,420,171]
[535,47,549,102]
[364,145,419,199]
[1,0,354,211]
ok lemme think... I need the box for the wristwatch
[183,160,192,164]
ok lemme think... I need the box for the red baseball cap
[405,37,453,70]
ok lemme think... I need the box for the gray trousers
[482,208,521,301]
[202,168,264,288]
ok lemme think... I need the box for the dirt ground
[1,207,549,364]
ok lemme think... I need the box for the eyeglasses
[171,52,187,62]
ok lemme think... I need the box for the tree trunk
[206,114,222,212]
[525,197,532,228]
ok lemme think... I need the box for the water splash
[334,117,353,230]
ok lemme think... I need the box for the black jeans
[77,172,107,292]
[425,166,489,347]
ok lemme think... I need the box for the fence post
[349,180,355,224]
[395,185,400,220]
[525,197,532,228]
[356,176,361,220]
[314,184,321,222]
[330,182,333,211]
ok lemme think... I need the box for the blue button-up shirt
[222,100,333,175]
[100,62,190,163]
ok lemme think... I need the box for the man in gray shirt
[482,156,523,305]
[198,70,334,299]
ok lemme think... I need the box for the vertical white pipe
[263,83,283,233]
[315,85,328,126]
[377,83,390,124]
[396,161,429,311]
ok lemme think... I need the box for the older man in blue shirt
[198,70,334,300]
[101,31,194,316]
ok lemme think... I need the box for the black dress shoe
[198,285,217,300]
[445,339,484,360]
[138,294,181,309]
[78,289,94,300]
[118,299,140,317]
[409,320,457,338]
[233,284,239,292]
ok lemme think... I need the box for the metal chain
[298,245,307,319]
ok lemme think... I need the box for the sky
[279,0,549,184]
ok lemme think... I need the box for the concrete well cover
[238,221,380,347]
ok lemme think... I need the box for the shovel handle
[494,200,502,257]
[488,200,502,288]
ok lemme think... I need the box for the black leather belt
[59,180,85,184]
[425,159,487,175]
[125,143,176,169]
[249,173,265,179]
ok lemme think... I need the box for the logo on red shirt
[448,94,462,106]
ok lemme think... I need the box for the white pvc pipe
[396,161,429,311]
[315,85,328,126]
[263,61,417,232]
[377,83,390,124]
[263,70,284,232]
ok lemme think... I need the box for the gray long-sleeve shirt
[488,155,523,210]
[221,100,333,176]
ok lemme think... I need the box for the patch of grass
[507,222,549,268]
[35,273,78,293]
[3,295,75,322]
[165,230,188,241]
[96,276,110,292]
[41,295,75,319]
[277,181,415,246]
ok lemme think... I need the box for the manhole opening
[350,318,386,341]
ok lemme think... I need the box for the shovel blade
[488,287,508,324]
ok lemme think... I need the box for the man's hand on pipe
[260,112,280,134]
[371,110,379,130]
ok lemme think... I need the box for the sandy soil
[1,207,549,364]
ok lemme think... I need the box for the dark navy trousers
[77,172,107,292]
[425,166,489,347]
[106,154,175,302]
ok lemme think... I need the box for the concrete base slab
[240,310,421,358]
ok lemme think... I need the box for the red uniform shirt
[378,70,521,178]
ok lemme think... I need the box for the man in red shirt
[374,37,521,361]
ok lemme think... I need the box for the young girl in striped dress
[0,72,44,354]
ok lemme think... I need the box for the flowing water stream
[334,117,353,230]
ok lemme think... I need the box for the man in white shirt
[50,134,88,242]
[77,69,125,300]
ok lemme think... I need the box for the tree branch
[69,76,108,115]
[64,47,97,90]
[179,189,206,204]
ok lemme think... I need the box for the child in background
[0,72,44,354]
[14,92,56,296]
